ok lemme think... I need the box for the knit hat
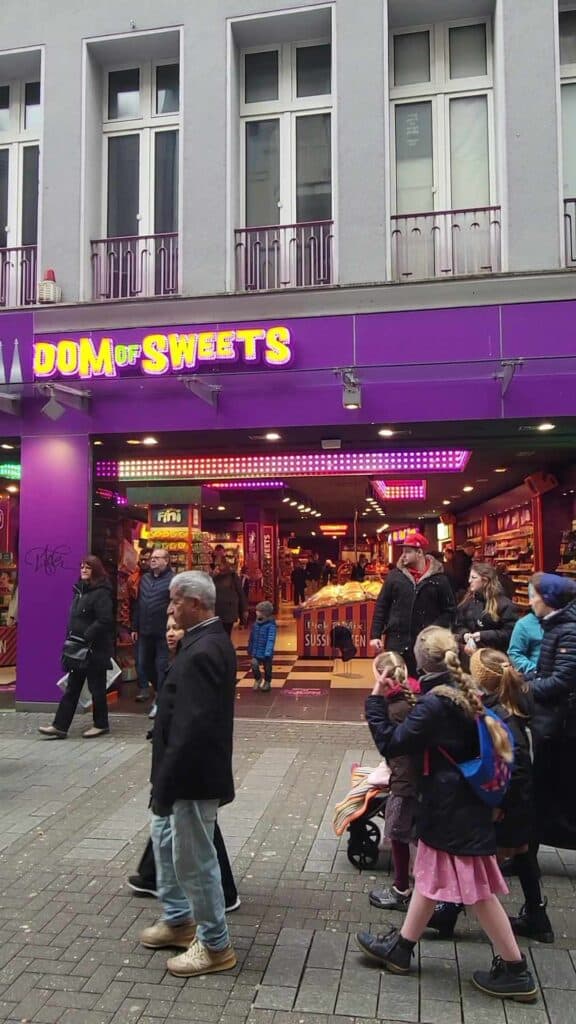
[531,573,576,611]
[256,601,274,618]
[402,532,429,550]
[469,649,504,690]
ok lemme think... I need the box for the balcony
[391,206,501,283]
[235,220,334,291]
[564,199,576,267]
[0,245,38,307]
[91,233,178,301]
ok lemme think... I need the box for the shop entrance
[90,417,576,721]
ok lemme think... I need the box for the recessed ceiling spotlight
[289,500,298,507]
[442,500,451,506]
[0,443,15,450]
[265,432,281,441]
[494,467,508,473]
[126,439,141,445]
[311,531,316,537]
[217,505,226,511]
[92,440,103,447]
[463,485,474,493]
[378,428,395,438]
[142,436,158,446]
[282,497,290,503]
[537,422,556,432]
[6,485,18,494]
[297,504,305,510]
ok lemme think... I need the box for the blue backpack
[436,708,514,808]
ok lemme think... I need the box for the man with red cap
[369,532,455,675]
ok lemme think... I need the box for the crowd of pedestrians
[35,534,576,1004]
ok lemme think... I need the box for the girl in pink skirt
[358,626,537,1004]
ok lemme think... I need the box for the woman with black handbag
[39,555,115,739]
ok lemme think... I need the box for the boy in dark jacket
[248,601,277,692]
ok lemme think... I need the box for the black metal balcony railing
[235,220,334,291]
[0,245,38,307]
[564,198,576,267]
[91,232,179,301]
[391,206,502,282]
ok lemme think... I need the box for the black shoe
[225,896,241,913]
[368,886,411,912]
[356,927,413,973]
[128,875,158,898]
[472,955,538,1003]
[509,900,555,944]
[425,901,464,939]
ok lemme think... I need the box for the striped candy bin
[295,601,376,658]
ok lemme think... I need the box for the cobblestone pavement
[0,711,575,1024]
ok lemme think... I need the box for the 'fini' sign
[33,325,293,381]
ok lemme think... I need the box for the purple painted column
[16,435,90,708]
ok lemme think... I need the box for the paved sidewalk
[0,711,574,1024]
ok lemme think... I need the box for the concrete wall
[0,0,566,299]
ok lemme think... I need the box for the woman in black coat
[528,572,576,853]
[39,555,115,739]
[456,563,519,659]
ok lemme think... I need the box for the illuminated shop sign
[372,479,427,501]
[33,325,293,381]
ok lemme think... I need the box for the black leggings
[136,822,238,906]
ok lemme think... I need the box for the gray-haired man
[140,571,237,977]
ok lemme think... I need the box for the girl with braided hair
[367,652,419,913]
[358,626,537,1004]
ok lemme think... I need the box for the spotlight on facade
[180,376,221,409]
[38,383,91,418]
[0,393,21,416]
[341,369,362,410]
[41,390,66,421]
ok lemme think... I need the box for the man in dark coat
[369,532,455,675]
[141,571,237,978]
[448,541,476,598]
[131,548,173,702]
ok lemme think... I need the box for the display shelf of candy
[556,528,576,577]
[262,555,274,602]
[190,531,211,572]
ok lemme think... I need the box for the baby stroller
[333,762,390,870]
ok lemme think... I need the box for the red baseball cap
[402,532,429,550]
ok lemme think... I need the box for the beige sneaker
[166,938,237,977]
[140,919,196,949]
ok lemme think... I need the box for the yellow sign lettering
[141,334,169,375]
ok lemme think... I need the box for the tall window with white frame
[559,9,576,267]
[93,62,180,301]
[236,41,333,291]
[389,19,500,282]
[0,79,40,306]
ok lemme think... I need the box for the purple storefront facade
[2,296,576,708]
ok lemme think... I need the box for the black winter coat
[455,593,519,652]
[531,600,576,737]
[483,690,533,849]
[67,578,114,668]
[151,619,236,809]
[365,672,495,856]
[370,559,455,654]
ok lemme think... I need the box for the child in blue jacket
[248,601,277,692]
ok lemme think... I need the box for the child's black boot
[509,899,554,944]
[472,955,538,1003]
[356,927,414,973]
[425,901,464,939]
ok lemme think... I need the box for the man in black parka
[369,532,455,675]
[142,570,237,979]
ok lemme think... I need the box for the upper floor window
[390,20,494,214]
[559,11,576,197]
[240,42,332,229]
[0,79,41,250]
[102,62,180,240]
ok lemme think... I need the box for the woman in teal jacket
[508,612,543,675]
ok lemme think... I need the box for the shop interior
[84,416,576,720]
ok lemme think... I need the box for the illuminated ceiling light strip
[372,479,427,502]
[96,449,470,481]
[205,479,285,490]
[0,463,21,480]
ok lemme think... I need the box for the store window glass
[450,95,489,208]
[0,87,9,132]
[296,45,331,97]
[0,150,8,247]
[296,113,332,221]
[21,145,39,246]
[108,68,140,119]
[156,64,179,115]
[562,83,576,195]
[449,24,487,79]
[24,82,41,131]
[154,130,179,233]
[245,51,278,103]
[107,134,140,236]
[560,11,576,66]
[394,32,431,87]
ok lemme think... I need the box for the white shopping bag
[57,659,122,710]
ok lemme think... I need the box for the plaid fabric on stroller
[333,762,390,869]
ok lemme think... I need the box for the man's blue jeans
[150,799,230,951]
[137,634,169,692]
